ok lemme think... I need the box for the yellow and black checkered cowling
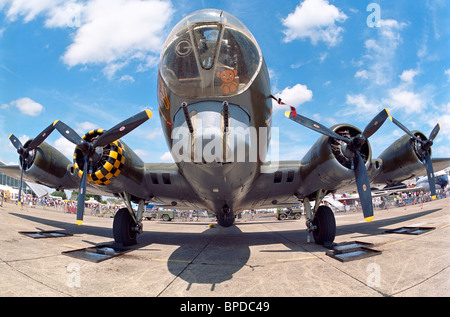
[73,129,125,186]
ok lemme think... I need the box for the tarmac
[0,197,448,298]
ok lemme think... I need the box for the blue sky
[0,0,449,167]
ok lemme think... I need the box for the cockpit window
[193,24,222,70]
[159,9,262,98]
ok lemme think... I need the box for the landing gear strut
[304,190,336,245]
[113,193,145,246]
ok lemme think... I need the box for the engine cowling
[19,141,79,190]
[73,129,125,186]
[72,129,145,192]
[373,131,428,185]
[297,124,372,195]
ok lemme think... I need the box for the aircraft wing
[0,165,22,180]
[0,158,206,208]
[431,158,450,174]
[137,163,203,209]
[241,157,367,212]
[371,157,450,186]
[238,161,302,211]
[371,187,423,196]
[241,151,449,217]
[0,162,109,197]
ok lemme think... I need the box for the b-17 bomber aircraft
[2,9,449,247]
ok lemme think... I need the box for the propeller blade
[17,161,24,205]
[94,110,152,147]
[428,123,440,142]
[27,123,56,151]
[285,111,350,143]
[362,108,390,139]
[53,120,83,145]
[424,152,437,199]
[9,134,23,151]
[389,116,440,199]
[389,116,422,142]
[353,151,374,222]
[76,155,88,225]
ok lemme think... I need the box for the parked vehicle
[143,210,157,220]
[276,207,302,220]
[158,209,175,221]
[143,205,157,220]
[143,205,175,221]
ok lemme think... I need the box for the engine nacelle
[372,131,428,185]
[20,141,79,190]
[73,129,145,195]
[297,124,372,196]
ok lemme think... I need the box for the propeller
[53,110,152,225]
[389,116,440,199]
[285,108,390,222]
[9,123,56,205]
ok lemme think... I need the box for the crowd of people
[374,187,449,211]
[0,191,121,217]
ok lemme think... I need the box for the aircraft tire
[312,206,336,245]
[113,208,137,246]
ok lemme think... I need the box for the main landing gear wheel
[113,207,137,246]
[312,206,336,245]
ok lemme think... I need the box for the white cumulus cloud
[386,87,425,114]
[272,84,313,111]
[54,136,76,159]
[160,151,174,162]
[345,94,380,117]
[1,0,174,79]
[361,19,407,86]
[282,0,347,46]
[1,0,57,22]
[399,69,419,84]
[61,0,173,68]
[9,97,44,116]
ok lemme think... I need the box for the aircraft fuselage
[157,9,272,221]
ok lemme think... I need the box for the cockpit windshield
[159,9,262,98]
